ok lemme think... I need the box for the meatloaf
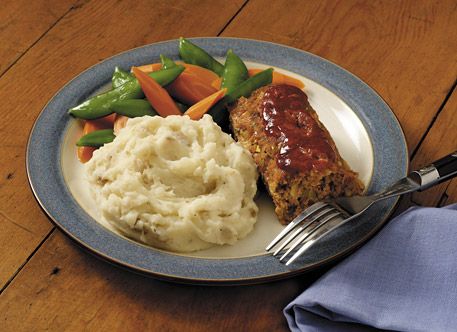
[229,84,364,225]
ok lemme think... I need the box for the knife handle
[411,151,457,191]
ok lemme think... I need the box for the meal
[230,85,364,224]
[69,38,364,252]
[85,115,258,252]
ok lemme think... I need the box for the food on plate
[70,38,364,250]
[230,84,364,225]
[85,115,259,252]
[68,66,185,120]
[178,37,225,76]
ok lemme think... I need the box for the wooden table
[1,1,456,330]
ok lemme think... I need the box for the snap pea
[221,50,248,93]
[112,67,133,89]
[76,129,115,147]
[178,37,224,76]
[224,68,273,103]
[208,68,273,127]
[111,99,157,117]
[69,65,185,120]
[160,54,176,69]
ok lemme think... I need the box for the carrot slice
[137,61,218,104]
[77,114,116,163]
[166,71,217,105]
[180,63,219,86]
[248,68,305,89]
[136,61,218,85]
[113,115,129,135]
[135,62,162,73]
[184,88,227,120]
[132,67,181,117]
[211,77,222,90]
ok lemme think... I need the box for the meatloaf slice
[229,84,364,225]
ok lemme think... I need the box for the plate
[27,37,408,284]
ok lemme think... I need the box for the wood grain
[222,0,457,153]
[1,0,456,331]
[0,231,316,331]
[411,87,457,206]
[0,0,78,76]
[0,0,244,290]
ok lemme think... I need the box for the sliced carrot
[136,61,219,105]
[77,114,116,163]
[166,71,217,105]
[113,115,129,135]
[184,88,227,120]
[248,68,305,89]
[137,61,218,85]
[135,62,162,73]
[77,146,97,164]
[180,63,219,86]
[211,77,222,90]
[132,67,181,117]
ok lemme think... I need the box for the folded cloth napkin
[284,204,457,332]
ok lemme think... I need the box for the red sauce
[261,85,336,173]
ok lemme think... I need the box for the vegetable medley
[70,37,304,163]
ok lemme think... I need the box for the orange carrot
[211,77,222,90]
[166,71,217,105]
[77,114,116,163]
[113,115,129,135]
[136,61,218,85]
[248,68,305,89]
[184,88,227,120]
[132,67,181,116]
[135,62,162,73]
[180,63,218,86]
[137,62,218,104]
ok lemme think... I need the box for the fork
[266,151,457,265]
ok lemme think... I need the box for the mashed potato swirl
[85,115,258,252]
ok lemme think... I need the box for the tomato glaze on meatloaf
[229,84,364,225]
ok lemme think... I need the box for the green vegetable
[160,54,176,69]
[112,67,133,89]
[208,68,273,127]
[111,99,157,117]
[69,66,185,120]
[221,49,248,93]
[76,129,115,147]
[178,37,224,76]
[224,68,273,103]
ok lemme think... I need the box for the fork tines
[266,202,348,265]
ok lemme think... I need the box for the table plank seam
[410,78,457,159]
[216,0,250,36]
[0,228,55,295]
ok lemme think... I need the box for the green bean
[208,68,273,127]
[224,68,273,103]
[160,54,176,69]
[76,129,115,147]
[221,49,248,93]
[111,99,157,117]
[178,37,224,76]
[112,67,133,89]
[69,66,185,120]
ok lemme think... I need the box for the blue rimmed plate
[27,38,407,284]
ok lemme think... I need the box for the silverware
[266,151,457,265]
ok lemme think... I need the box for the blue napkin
[284,204,457,332]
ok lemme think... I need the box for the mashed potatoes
[85,115,258,252]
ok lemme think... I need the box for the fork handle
[410,151,457,191]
